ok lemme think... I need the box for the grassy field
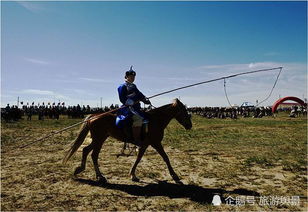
[1,113,307,211]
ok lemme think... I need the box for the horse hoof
[172,175,183,185]
[131,176,140,182]
[175,180,184,185]
[97,176,107,184]
[74,167,84,176]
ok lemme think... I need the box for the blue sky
[2,1,307,107]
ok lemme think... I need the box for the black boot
[123,126,134,143]
[132,126,142,147]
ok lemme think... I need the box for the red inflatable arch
[272,96,306,113]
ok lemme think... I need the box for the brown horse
[63,98,192,184]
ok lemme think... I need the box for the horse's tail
[62,115,92,164]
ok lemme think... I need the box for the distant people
[26,106,33,120]
[38,106,44,120]
[289,106,298,118]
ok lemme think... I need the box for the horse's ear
[172,98,180,106]
[172,99,177,106]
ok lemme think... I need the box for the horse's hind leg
[74,143,93,176]
[152,143,183,185]
[91,136,108,183]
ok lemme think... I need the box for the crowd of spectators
[1,103,306,122]
[188,105,306,119]
[1,103,120,122]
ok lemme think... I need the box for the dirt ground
[1,116,307,211]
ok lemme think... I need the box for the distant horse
[63,98,192,184]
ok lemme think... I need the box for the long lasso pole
[13,66,283,149]
[148,67,283,99]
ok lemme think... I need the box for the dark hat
[125,66,136,78]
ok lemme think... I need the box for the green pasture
[1,113,307,210]
[2,113,307,178]
[165,114,307,171]
[164,113,307,199]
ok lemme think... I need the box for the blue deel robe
[116,81,147,128]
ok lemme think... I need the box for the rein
[15,106,126,149]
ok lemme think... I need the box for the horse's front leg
[129,145,148,182]
[152,143,183,185]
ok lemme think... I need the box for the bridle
[174,104,192,128]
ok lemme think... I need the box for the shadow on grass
[74,178,260,204]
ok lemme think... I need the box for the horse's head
[172,98,192,130]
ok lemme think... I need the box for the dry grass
[1,114,307,211]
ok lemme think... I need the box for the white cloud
[17,2,44,13]
[64,88,97,97]
[79,77,113,83]
[158,62,307,107]
[20,89,67,99]
[199,62,284,75]
[198,62,307,82]
[24,57,50,65]
[21,89,54,95]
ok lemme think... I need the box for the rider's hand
[143,98,151,105]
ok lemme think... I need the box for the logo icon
[212,194,222,206]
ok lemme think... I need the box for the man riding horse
[63,67,192,184]
[117,66,151,146]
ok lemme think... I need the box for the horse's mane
[146,103,173,116]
